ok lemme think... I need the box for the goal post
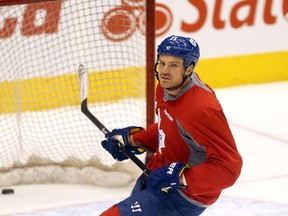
[0,0,155,187]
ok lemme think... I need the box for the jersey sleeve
[132,123,158,153]
[183,106,242,198]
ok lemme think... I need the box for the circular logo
[101,2,173,41]
[101,7,137,42]
[155,3,173,37]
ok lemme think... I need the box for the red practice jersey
[133,72,242,206]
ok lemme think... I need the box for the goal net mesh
[0,0,149,187]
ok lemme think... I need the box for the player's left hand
[147,162,189,196]
[101,137,128,161]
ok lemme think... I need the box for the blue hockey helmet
[156,35,200,68]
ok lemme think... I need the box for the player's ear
[185,65,194,76]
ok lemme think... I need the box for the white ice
[0,81,287,216]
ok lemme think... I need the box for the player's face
[157,55,186,89]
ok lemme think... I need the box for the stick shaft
[81,99,151,175]
[78,65,151,175]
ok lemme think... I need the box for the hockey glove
[147,162,189,196]
[101,126,145,161]
[101,137,128,161]
[105,126,145,154]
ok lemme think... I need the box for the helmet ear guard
[154,61,160,81]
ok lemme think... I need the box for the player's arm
[131,123,158,153]
[183,107,242,195]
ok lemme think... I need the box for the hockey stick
[78,64,151,176]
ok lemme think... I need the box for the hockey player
[100,35,242,216]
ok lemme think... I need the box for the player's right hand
[147,162,189,196]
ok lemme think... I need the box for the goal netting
[0,0,154,187]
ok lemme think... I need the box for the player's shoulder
[187,75,222,112]
[191,72,214,94]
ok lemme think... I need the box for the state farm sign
[180,0,288,32]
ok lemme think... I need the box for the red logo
[0,0,62,39]
[101,0,173,42]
